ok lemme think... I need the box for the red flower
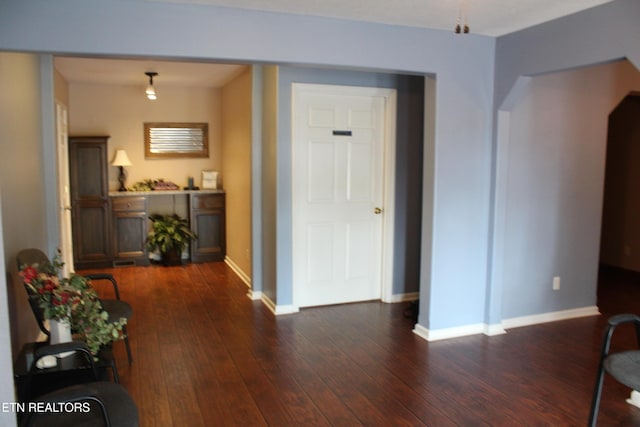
[59,292,70,305]
[20,266,38,283]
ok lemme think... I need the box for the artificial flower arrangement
[19,255,127,355]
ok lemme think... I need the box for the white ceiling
[55,0,614,87]
[140,0,614,36]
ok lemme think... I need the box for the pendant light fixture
[145,71,158,100]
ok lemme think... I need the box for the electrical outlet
[553,276,560,291]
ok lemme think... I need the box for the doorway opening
[598,93,640,313]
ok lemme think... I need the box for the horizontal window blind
[144,123,208,158]
[149,127,204,153]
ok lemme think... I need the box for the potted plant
[146,213,197,266]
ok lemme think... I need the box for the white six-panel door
[293,84,394,307]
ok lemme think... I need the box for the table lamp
[112,149,132,191]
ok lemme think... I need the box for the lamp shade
[146,84,156,100]
[112,150,132,166]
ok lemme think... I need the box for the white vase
[48,318,74,358]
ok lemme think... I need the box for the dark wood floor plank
[77,262,640,426]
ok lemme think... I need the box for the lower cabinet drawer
[111,196,146,212]
[191,194,224,210]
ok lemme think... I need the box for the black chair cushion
[100,300,133,323]
[605,350,640,391]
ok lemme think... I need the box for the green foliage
[69,281,127,355]
[19,257,126,355]
[146,213,197,255]
[130,179,156,191]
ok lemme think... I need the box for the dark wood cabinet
[190,193,226,262]
[69,136,111,269]
[68,138,224,267]
[111,196,149,266]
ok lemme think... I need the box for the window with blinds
[144,122,209,159]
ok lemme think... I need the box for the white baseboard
[413,305,600,342]
[484,323,507,336]
[247,290,263,301]
[260,294,299,315]
[223,257,297,314]
[224,256,251,288]
[627,390,640,408]
[384,291,419,303]
[413,322,486,342]
[502,305,600,330]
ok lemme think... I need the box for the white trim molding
[413,305,600,342]
[384,292,419,303]
[247,290,263,301]
[484,323,507,336]
[261,294,300,316]
[413,322,486,342]
[225,256,251,288]
[502,306,600,330]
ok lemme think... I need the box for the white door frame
[55,102,74,275]
[291,83,397,305]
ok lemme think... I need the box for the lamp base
[118,166,128,192]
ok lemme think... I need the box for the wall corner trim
[413,322,486,342]
[260,294,300,316]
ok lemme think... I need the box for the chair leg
[589,365,606,427]
[123,325,133,365]
[110,358,120,384]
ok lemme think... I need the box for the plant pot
[161,249,182,266]
[49,318,74,358]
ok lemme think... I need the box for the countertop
[109,189,224,197]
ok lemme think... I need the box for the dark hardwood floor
[80,263,640,426]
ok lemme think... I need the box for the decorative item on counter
[201,170,218,189]
[131,179,155,191]
[153,179,180,191]
[129,179,180,191]
[184,176,199,191]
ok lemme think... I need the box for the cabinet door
[112,196,148,266]
[190,194,225,263]
[69,137,111,269]
[113,212,148,262]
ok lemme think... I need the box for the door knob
[374,207,383,215]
